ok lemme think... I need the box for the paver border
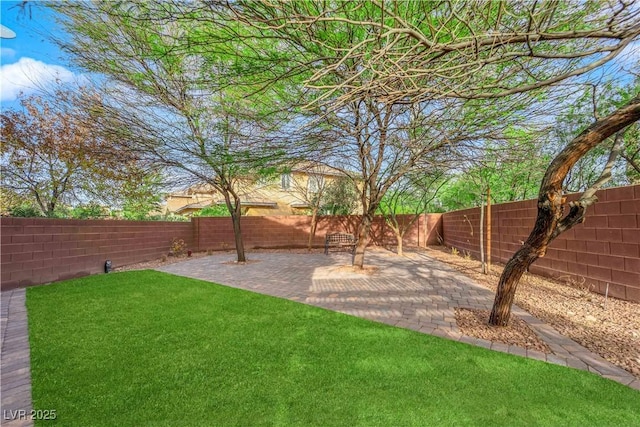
[1,288,34,427]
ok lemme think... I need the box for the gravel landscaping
[422,245,640,380]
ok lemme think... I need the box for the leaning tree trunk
[489,95,640,326]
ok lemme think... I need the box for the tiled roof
[174,201,213,213]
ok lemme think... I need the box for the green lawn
[27,270,639,427]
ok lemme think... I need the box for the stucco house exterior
[164,164,356,216]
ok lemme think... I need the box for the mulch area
[455,308,551,353]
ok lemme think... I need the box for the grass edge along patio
[25,270,640,426]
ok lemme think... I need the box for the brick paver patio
[157,248,639,389]
[1,247,637,420]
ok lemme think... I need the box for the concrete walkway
[157,249,639,390]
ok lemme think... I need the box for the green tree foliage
[52,2,293,261]
[232,1,638,106]
[555,78,640,191]
[8,205,42,218]
[320,177,359,215]
[229,0,639,267]
[121,175,164,220]
[47,1,639,284]
[436,142,551,211]
[70,202,107,219]
[193,204,231,217]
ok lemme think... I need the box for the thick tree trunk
[231,209,246,262]
[489,203,558,325]
[308,207,318,251]
[480,199,486,274]
[487,187,491,272]
[223,191,246,263]
[489,95,640,326]
[353,212,373,268]
[396,232,404,257]
[489,245,542,324]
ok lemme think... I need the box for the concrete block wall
[442,185,640,302]
[1,218,193,291]
[1,214,442,291]
[193,214,443,251]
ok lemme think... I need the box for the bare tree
[1,89,149,217]
[323,98,500,267]
[226,1,639,267]
[286,163,334,251]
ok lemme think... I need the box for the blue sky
[1,1,80,109]
[0,1,637,112]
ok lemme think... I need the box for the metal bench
[324,232,357,255]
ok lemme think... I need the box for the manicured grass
[27,271,639,426]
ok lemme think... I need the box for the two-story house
[164,163,356,216]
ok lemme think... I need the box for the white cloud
[0,57,76,102]
[1,47,16,60]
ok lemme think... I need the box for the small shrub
[450,247,459,256]
[194,205,230,217]
[463,251,471,260]
[170,238,187,256]
[162,214,190,222]
[9,205,42,217]
[71,202,107,219]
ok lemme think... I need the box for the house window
[308,174,324,193]
[281,173,291,190]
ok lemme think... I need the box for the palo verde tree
[378,169,447,256]
[52,1,289,262]
[228,0,640,269]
